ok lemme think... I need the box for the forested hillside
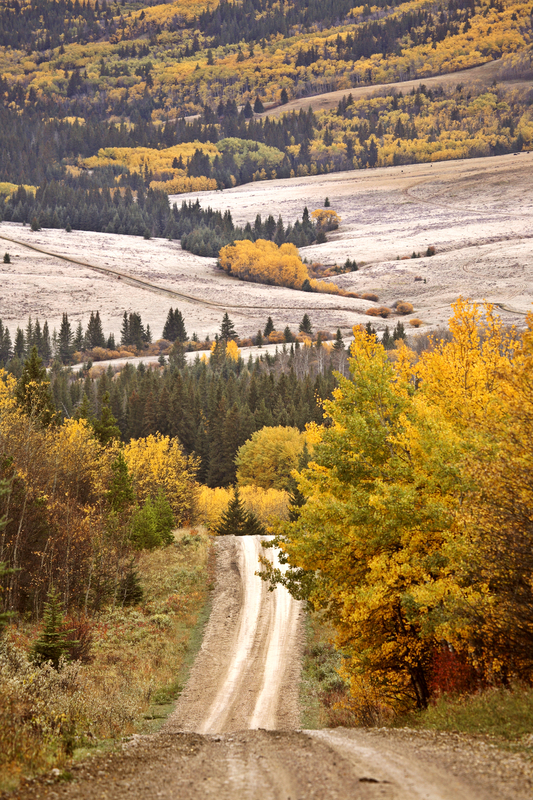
[0,0,531,221]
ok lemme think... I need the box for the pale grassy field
[0,150,532,341]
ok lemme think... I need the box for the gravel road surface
[7,536,533,800]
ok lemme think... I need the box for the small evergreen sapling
[214,486,266,536]
[31,586,75,669]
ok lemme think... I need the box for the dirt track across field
[259,58,533,118]
[10,535,533,800]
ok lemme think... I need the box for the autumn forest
[1,0,533,786]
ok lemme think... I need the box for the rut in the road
[164,535,304,734]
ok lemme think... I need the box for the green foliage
[31,587,74,669]
[15,347,57,426]
[107,452,135,514]
[3,253,10,264]
[214,486,266,536]
[118,563,144,606]
[129,490,175,550]
[92,392,120,445]
[299,313,313,334]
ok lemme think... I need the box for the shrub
[396,301,414,315]
[3,252,10,263]
[425,246,436,256]
[414,276,423,282]
[409,318,424,327]
[366,306,391,318]
[361,292,379,302]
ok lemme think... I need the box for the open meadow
[1,150,532,340]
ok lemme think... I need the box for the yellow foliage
[236,425,309,490]
[219,238,309,290]
[311,208,341,232]
[123,433,199,524]
[196,484,289,529]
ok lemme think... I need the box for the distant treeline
[0,185,317,257]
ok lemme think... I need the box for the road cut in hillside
[11,534,533,800]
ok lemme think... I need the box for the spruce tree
[16,347,57,426]
[58,313,74,364]
[85,311,106,349]
[214,486,266,536]
[162,308,176,340]
[382,326,394,350]
[120,311,129,346]
[299,313,313,334]
[92,391,121,445]
[14,328,25,359]
[220,312,237,343]
[31,586,73,669]
[333,328,344,350]
[264,316,275,337]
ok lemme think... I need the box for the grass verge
[397,684,533,752]
[0,527,213,792]
[299,613,357,729]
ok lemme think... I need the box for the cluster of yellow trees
[218,237,354,296]
[266,300,533,715]
[313,82,533,169]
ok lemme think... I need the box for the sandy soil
[7,535,533,800]
[1,151,532,341]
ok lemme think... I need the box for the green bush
[129,490,175,549]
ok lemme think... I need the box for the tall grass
[0,528,211,790]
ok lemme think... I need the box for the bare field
[0,150,532,340]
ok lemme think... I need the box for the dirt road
[165,535,303,734]
[10,534,533,800]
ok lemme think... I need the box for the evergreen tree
[14,328,25,360]
[41,321,52,363]
[214,486,266,536]
[264,316,275,337]
[107,451,134,513]
[284,326,293,343]
[299,313,313,334]
[253,96,264,113]
[85,311,105,349]
[73,321,84,352]
[120,311,129,346]
[382,326,394,350]
[0,320,12,364]
[393,321,406,341]
[58,313,74,364]
[162,307,176,340]
[333,328,344,350]
[31,586,73,669]
[92,391,121,445]
[15,347,57,426]
[220,312,237,342]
